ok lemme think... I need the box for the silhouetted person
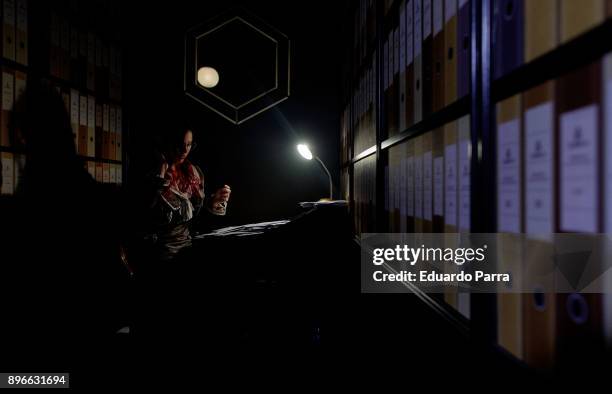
[0,81,129,373]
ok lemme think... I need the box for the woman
[148,127,231,261]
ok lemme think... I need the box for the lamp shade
[197,66,219,88]
[297,144,313,160]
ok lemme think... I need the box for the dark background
[121,0,347,225]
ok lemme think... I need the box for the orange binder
[524,0,558,63]
[444,0,457,105]
[560,0,604,43]
[15,0,27,65]
[0,69,14,148]
[432,0,445,112]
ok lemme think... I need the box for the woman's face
[177,130,194,163]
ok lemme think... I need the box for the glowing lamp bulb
[197,67,219,88]
[297,144,313,160]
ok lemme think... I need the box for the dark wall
[122,0,346,224]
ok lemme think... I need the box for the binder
[87,161,95,179]
[389,147,399,231]
[69,89,78,147]
[95,162,103,182]
[1,69,14,148]
[78,94,87,156]
[115,48,122,101]
[116,163,122,185]
[70,26,79,85]
[13,152,24,192]
[560,0,604,43]
[59,16,70,81]
[406,138,415,231]
[95,36,103,94]
[1,151,14,195]
[524,0,558,63]
[87,33,96,92]
[109,162,116,184]
[3,0,16,61]
[422,0,434,116]
[496,94,523,360]
[109,45,117,101]
[406,0,415,127]
[556,60,604,366]
[109,104,116,161]
[458,114,470,231]
[116,107,122,161]
[492,0,524,79]
[383,36,390,138]
[414,135,424,232]
[604,53,612,349]
[49,13,60,78]
[399,145,408,232]
[433,127,445,232]
[444,120,459,308]
[393,26,400,135]
[102,103,109,159]
[399,1,407,133]
[414,0,423,122]
[60,86,69,114]
[423,131,433,232]
[444,0,457,106]
[457,0,470,98]
[102,162,110,183]
[14,69,25,114]
[496,95,522,234]
[87,95,95,157]
[102,42,110,97]
[15,0,27,65]
[432,0,445,112]
[94,103,104,158]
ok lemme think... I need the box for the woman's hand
[212,185,231,204]
[160,162,169,178]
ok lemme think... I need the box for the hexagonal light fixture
[185,8,290,125]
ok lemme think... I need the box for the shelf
[493,18,612,103]
[78,155,122,165]
[381,95,471,150]
[352,145,377,164]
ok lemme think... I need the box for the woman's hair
[162,123,196,162]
